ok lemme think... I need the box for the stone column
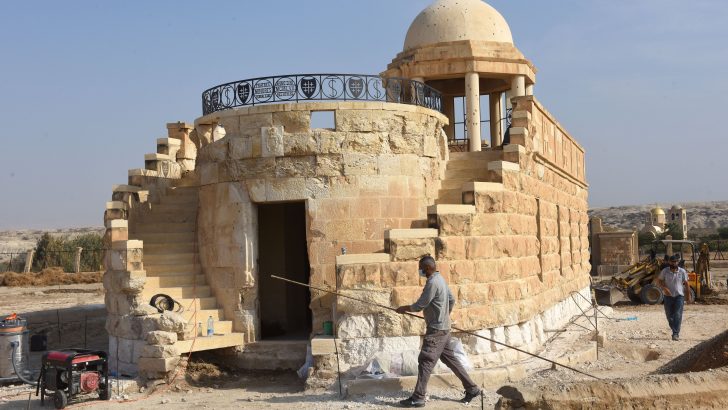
[465,72,481,152]
[666,235,673,257]
[526,84,534,96]
[504,89,514,111]
[74,247,83,273]
[442,95,455,140]
[511,75,526,98]
[23,249,34,273]
[489,92,503,147]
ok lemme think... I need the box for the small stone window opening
[311,110,335,130]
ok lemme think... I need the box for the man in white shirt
[655,254,691,341]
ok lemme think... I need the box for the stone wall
[312,95,593,379]
[193,102,449,343]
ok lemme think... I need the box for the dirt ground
[2,273,728,409]
[0,282,104,313]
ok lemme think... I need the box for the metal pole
[271,275,601,381]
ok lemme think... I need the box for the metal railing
[448,108,513,151]
[202,74,442,115]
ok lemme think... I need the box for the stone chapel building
[103,0,592,382]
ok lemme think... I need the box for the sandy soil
[0,282,104,313]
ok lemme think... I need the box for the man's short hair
[669,254,680,262]
[419,255,436,269]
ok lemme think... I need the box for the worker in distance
[654,254,693,341]
[395,255,481,408]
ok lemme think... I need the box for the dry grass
[0,268,102,286]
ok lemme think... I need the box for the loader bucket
[593,285,622,306]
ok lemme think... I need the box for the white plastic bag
[296,344,313,379]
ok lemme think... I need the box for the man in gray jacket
[395,256,481,408]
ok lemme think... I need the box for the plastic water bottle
[207,316,214,336]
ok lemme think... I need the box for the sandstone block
[447,260,475,284]
[435,237,466,260]
[466,330,494,354]
[336,289,392,315]
[229,136,253,159]
[146,331,177,345]
[274,156,316,178]
[343,153,378,176]
[141,344,179,359]
[380,261,418,287]
[316,154,344,176]
[391,287,423,307]
[466,237,494,259]
[138,357,180,375]
[375,310,404,337]
[491,326,506,351]
[338,314,376,338]
[474,259,500,283]
[436,213,473,236]
[389,238,435,262]
[273,110,310,133]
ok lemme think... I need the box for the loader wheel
[640,284,664,305]
[627,286,642,303]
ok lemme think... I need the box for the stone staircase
[436,150,503,204]
[131,185,244,354]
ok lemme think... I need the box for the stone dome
[651,207,665,215]
[403,0,513,51]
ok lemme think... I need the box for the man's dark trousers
[663,295,684,337]
[412,330,479,400]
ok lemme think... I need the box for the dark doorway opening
[257,201,311,340]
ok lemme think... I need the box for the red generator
[36,349,110,409]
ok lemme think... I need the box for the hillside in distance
[588,201,728,232]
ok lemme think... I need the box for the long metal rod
[271,275,601,381]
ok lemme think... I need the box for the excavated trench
[497,330,728,409]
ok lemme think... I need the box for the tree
[662,222,684,240]
[718,227,728,240]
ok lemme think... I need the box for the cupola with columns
[382,0,536,151]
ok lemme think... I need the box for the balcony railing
[201,74,442,115]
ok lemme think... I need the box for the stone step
[144,274,207,288]
[142,285,211,300]
[137,212,197,224]
[435,189,463,205]
[133,232,196,244]
[176,297,220,311]
[448,150,502,161]
[444,168,491,180]
[144,252,197,265]
[174,332,244,353]
[236,340,308,371]
[133,222,196,234]
[145,263,201,275]
[440,178,471,190]
[179,308,225,324]
[146,204,197,215]
[143,243,196,254]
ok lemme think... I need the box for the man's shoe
[399,397,426,408]
[459,389,482,404]
[672,334,679,341]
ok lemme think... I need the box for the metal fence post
[74,247,83,273]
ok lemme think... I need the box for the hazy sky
[1,0,727,229]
